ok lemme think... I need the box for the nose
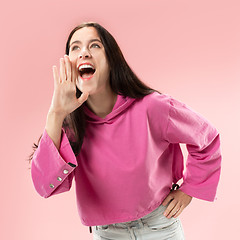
[78,48,91,59]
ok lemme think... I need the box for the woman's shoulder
[136,91,171,131]
[143,91,190,111]
[142,91,172,111]
[132,91,172,123]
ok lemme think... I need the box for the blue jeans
[92,205,185,240]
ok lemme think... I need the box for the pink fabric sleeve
[31,128,78,198]
[165,98,222,201]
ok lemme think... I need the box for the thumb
[77,92,89,105]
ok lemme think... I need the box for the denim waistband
[95,204,166,230]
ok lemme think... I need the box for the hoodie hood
[83,94,137,124]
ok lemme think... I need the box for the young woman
[30,22,221,240]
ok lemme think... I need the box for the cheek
[103,63,110,76]
[69,56,75,63]
[68,52,78,62]
[69,57,78,72]
[99,59,110,75]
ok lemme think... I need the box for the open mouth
[78,64,96,79]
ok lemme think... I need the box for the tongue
[82,72,93,78]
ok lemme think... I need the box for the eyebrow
[69,39,102,47]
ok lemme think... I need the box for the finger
[162,194,174,206]
[168,202,181,219]
[64,55,71,81]
[77,92,89,105]
[52,65,59,86]
[163,199,177,218]
[60,58,66,82]
[173,205,184,218]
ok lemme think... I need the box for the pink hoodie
[31,92,221,226]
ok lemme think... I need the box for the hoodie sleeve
[165,97,221,201]
[31,128,78,198]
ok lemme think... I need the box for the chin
[79,85,95,95]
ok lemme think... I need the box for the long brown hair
[28,22,159,163]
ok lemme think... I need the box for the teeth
[78,64,94,71]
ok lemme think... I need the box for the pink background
[1,0,239,239]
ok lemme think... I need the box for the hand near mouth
[49,55,89,119]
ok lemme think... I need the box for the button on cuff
[57,177,62,181]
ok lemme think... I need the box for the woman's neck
[86,89,118,119]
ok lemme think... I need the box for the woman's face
[68,27,110,95]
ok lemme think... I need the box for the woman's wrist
[45,111,65,150]
[47,109,66,122]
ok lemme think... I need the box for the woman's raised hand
[49,55,89,118]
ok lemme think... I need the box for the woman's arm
[166,98,221,200]
[31,55,88,198]
[31,127,78,198]
[45,111,65,151]
[162,97,221,217]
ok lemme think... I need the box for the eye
[71,45,80,51]
[91,43,100,48]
